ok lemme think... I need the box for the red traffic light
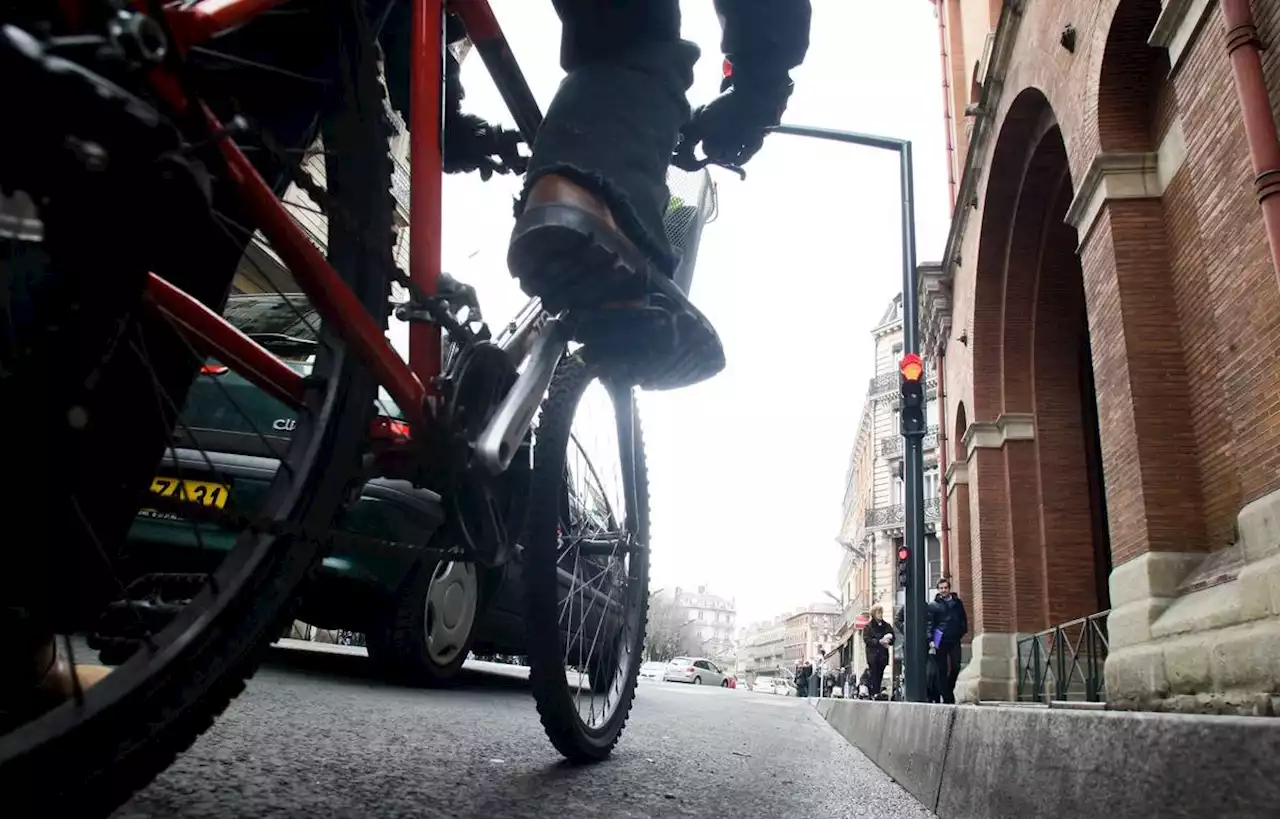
[900,353,925,382]
[897,546,910,561]
[723,58,733,79]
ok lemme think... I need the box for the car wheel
[368,558,483,687]
[692,676,702,685]
[720,679,728,688]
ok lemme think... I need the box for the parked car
[751,676,795,696]
[663,656,729,687]
[639,661,667,681]
[97,294,529,686]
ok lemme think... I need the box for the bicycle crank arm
[474,316,570,474]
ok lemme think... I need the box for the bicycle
[0,1,716,814]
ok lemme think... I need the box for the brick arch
[950,401,972,608]
[1001,119,1068,415]
[966,86,1066,644]
[1030,163,1110,626]
[971,86,1056,422]
[1093,0,1168,152]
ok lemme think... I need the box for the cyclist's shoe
[0,640,111,731]
[507,175,725,391]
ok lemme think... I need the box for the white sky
[402,0,951,626]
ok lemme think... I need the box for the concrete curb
[814,699,1280,819]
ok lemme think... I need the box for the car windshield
[670,657,691,665]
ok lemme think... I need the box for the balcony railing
[868,366,937,397]
[880,426,939,457]
[1016,611,1110,704]
[391,157,411,216]
[863,497,941,529]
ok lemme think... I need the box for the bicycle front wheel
[523,354,650,762]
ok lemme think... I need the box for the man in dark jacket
[862,604,893,698]
[925,576,968,704]
[383,0,812,391]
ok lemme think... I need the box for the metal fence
[1016,610,1110,703]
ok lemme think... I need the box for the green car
[104,293,526,684]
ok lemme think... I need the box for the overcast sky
[391,0,952,626]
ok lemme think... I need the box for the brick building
[921,0,1280,710]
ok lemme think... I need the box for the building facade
[782,603,841,667]
[232,101,413,299]
[740,616,788,679]
[834,296,945,673]
[921,0,1280,711]
[672,585,738,666]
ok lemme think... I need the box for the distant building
[739,617,787,680]
[672,585,737,666]
[783,603,840,667]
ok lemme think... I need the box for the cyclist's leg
[514,0,695,282]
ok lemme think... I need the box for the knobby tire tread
[523,354,650,762]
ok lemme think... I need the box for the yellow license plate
[148,477,230,509]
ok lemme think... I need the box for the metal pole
[768,125,927,702]
[897,142,928,704]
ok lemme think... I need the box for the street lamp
[769,124,928,703]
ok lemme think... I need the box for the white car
[638,661,667,681]
[663,656,729,686]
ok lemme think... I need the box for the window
[927,534,942,589]
[697,610,704,621]
[924,468,940,499]
[891,342,902,359]
[892,476,904,505]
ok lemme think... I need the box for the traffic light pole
[770,125,927,702]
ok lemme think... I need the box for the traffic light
[899,352,926,435]
[897,544,910,589]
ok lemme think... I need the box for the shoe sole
[508,204,725,391]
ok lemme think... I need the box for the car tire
[367,557,483,687]
[720,679,728,688]
[692,676,702,685]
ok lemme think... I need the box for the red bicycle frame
[138,0,542,429]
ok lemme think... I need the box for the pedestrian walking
[862,605,893,698]
[925,576,968,704]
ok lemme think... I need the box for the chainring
[442,340,528,567]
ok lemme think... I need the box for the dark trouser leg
[521,0,698,275]
[868,650,887,695]
[940,642,962,704]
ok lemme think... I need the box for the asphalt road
[112,646,935,819]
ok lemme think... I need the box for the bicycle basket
[663,166,717,296]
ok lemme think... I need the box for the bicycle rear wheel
[0,1,394,813]
[523,354,650,761]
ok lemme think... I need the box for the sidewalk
[814,697,1280,819]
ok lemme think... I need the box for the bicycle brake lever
[671,139,746,180]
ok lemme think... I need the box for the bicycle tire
[0,2,393,814]
[523,354,650,762]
